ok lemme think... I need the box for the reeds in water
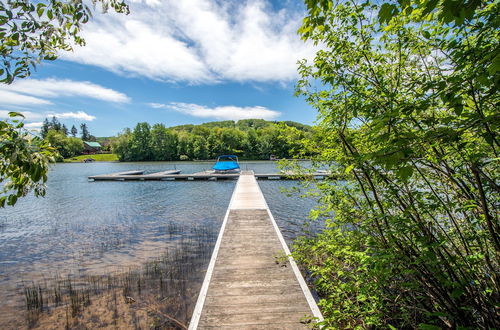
[21,222,218,329]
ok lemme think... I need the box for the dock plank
[89,169,331,181]
[189,172,322,329]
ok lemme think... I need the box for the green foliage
[0,0,129,83]
[45,129,83,160]
[128,122,152,161]
[111,128,132,161]
[40,116,68,138]
[80,123,91,141]
[112,120,312,161]
[0,112,55,207]
[1,1,127,207]
[70,125,77,137]
[295,0,499,328]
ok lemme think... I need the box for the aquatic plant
[20,223,217,328]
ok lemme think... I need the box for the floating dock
[88,170,330,181]
[189,171,323,329]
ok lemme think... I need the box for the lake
[0,161,321,328]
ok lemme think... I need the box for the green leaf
[397,166,414,181]
[9,111,24,118]
[419,324,441,330]
[378,3,399,24]
[37,5,44,17]
[453,104,463,116]
[452,288,464,298]
[487,54,500,75]
[345,164,355,174]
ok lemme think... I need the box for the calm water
[0,161,320,324]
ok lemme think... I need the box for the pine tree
[50,116,61,131]
[70,125,77,137]
[80,123,90,141]
[40,118,50,138]
[61,124,68,136]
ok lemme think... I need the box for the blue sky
[0,0,319,137]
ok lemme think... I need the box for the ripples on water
[0,161,321,327]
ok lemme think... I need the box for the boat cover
[213,155,240,171]
[213,161,239,171]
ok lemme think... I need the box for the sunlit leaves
[0,0,129,84]
[295,0,499,327]
[0,114,56,207]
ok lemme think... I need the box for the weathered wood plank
[198,311,313,327]
[204,293,306,305]
[189,172,323,329]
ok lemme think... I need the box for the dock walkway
[189,171,323,329]
[89,170,330,181]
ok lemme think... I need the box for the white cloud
[1,79,130,103]
[0,110,95,121]
[24,122,43,129]
[148,103,166,109]
[62,0,317,84]
[0,90,52,106]
[152,102,281,120]
[49,111,96,121]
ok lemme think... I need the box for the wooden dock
[89,170,330,181]
[189,171,323,329]
[88,169,184,181]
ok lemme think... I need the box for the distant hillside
[170,119,311,132]
[112,118,312,161]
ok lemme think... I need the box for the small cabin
[83,141,101,154]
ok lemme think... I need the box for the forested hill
[112,119,311,162]
[170,119,311,132]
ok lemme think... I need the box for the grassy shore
[64,154,119,162]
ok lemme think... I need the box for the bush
[295,0,499,328]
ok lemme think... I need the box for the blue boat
[213,155,240,173]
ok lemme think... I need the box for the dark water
[0,161,320,324]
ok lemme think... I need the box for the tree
[219,128,245,155]
[45,129,83,160]
[0,0,128,207]
[244,129,260,159]
[80,123,90,141]
[176,131,191,160]
[111,120,310,161]
[0,112,55,207]
[61,124,68,136]
[111,128,132,161]
[192,135,208,160]
[50,116,61,132]
[70,125,77,137]
[150,124,177,161]
[128,122,152,161]
[40,118,50,138]
[294,0,499,328]
[0,0,129,83]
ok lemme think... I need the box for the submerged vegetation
[293,0,499,328]
[18,223,216,329]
